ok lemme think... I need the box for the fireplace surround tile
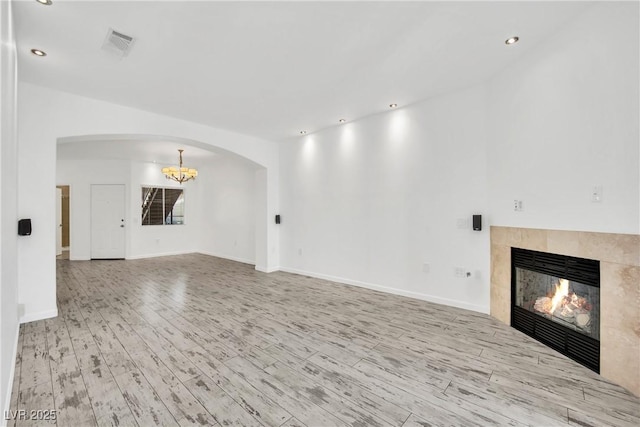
[489,226,513,246]
[546,230,583,257]
[490,244,511,324]
[579,232,640,267]
[490,226,640,397]
[600,262,640,395]
[520,228,548,252]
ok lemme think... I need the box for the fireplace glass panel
[514,267,600,341]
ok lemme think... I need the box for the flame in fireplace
[550,279,569,314]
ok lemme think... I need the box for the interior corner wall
[0,0,19,421]
[279,85,491,313]
[486,1,639,235]
[196,157,257,264]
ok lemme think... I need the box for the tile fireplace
[511,248,600,372]
[490,226,639,397]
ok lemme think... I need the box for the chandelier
[161,149,198,184]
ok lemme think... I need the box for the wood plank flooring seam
[43,320,60,425]
[57,315,100,427]
[90,266,273,426]
[190,351,291,426]
[80,283,213,426]
[61,302,138,427]
[11,255,639,427]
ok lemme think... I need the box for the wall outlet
[298,248,303,256]
[234,240,238,246]
[454,267,466,278]
[155,238,160,244]
[514,200,523,211]
[591,185,603,203]
[422,263,430,273]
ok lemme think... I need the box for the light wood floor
[8,254,640,426]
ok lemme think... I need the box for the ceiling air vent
[102,28,135,58]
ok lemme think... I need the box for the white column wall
[0,0,19,420]
[196,157,258,264]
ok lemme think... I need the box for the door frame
[56,187,62,256]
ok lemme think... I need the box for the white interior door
[56,187,63,256]
[91,184,126,259]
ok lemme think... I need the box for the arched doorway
[55,134,272,268]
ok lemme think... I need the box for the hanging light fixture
[161,149,198,184]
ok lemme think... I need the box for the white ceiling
[15,0,593,142]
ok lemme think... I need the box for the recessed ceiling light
[389,103,398,108]
[30,49,47,57]
[339,119,346,123]
[300,130,307,135]
[36,0,52,4]
[505,36,519,45]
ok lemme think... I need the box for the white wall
[18,83,280,323]
[56,158,203,261]
[279,85,491,313]
[197,157,258,264]
[277,1,639,314]
[487,2,639,234]
[129,161,202,259]
[0,0,19,421]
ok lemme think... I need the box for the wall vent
[102,28,135,57]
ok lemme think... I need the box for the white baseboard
[126,250,195,260]
[19,308,58,324]
[255,265,280,273]
[1,326,20,427]
[197,251,255,266]
[279,266,489,314]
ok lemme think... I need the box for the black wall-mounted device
[472,215,482,231]
[275,214,281,224]
[18,219,32,236]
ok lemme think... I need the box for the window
[141,187,185,225]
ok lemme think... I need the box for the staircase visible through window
[141,187,185,225]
